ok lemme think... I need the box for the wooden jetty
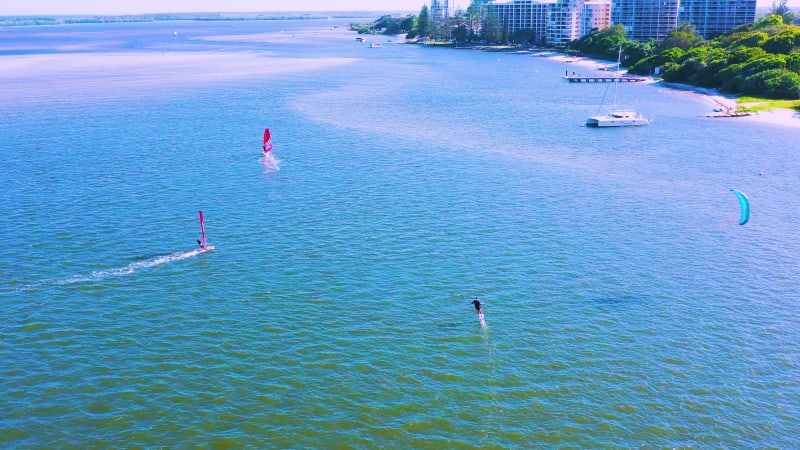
[563,75,646,83]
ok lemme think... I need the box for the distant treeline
[0,13,369,27]
[568,14,800,99]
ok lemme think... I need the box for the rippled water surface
[2,18,800,448]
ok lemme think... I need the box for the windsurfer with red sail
[197,210,211,250]
[263,128,273,154]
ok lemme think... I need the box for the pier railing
[563,75,646,83]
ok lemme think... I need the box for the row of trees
[351,1,507,44]
[350,15,416,35]
[567,4,800,99]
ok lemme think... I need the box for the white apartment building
[679,0,756,38]
[581,0,612,36]
[487,0,755,44]
[490,0,554,45]
[611,0,681,41]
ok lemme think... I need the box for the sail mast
[199,210,207,248]
[613,47,621,109]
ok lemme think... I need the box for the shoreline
[541,51,800,128]
[655,81,800,128]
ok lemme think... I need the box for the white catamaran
[586,48,650,128]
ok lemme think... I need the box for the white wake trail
[18,249,208,291]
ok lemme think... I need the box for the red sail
[263,128,273,154]
[198,210,207,248]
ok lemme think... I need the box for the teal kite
[730,189,750,225]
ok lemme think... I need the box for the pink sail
[198,210,207,249]
[263,128,273,154]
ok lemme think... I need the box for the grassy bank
[737,97,800,113]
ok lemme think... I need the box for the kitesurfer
[471,297,483,318]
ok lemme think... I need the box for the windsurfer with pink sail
[197,210,214,252]
[263,127,273,155]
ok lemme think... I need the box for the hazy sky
[0,0,429,15]
[0,0,791,16]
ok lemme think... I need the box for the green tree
[416,5,431,37]
[718,62,748,91]
[450,8,472,43]
[741,68,800,98]
[755,13,784,30]
[452,24,470,43]
[400,15,415,34]
[660,23,703,51]
[744,54,788,73]
[763,27,800,54]
[703,48,732,85]
[721,31,769,48]
[593,25,626,53]
[788,50,800,72]
[350,23,373,34]
[374,15,404,34]
[467,0,489,39]
[771,0,794,25]
[511,29,537,46]
[622,39,656,65]
[651,47,688,79]
[728,45,767,64]
[480,6,500,43]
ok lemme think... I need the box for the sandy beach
[657,81,800,128]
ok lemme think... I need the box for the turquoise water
[2,19,800,447]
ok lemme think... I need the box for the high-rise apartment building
[611,0,680,41]
[431,0,450,22]
[487,0,755,44]
[431,0,451,39]
[679,0,756,38]
[491,0,553,45]
[548,0,584,45]
[581,0,612,36]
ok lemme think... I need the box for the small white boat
[586,110,650,127]
[370,42,382,48]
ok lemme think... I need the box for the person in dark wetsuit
[197,237,203,249]
[471,297,483,317]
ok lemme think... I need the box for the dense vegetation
[569,13,800,99]
[351,1,501,43]
[349,15,416,35]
